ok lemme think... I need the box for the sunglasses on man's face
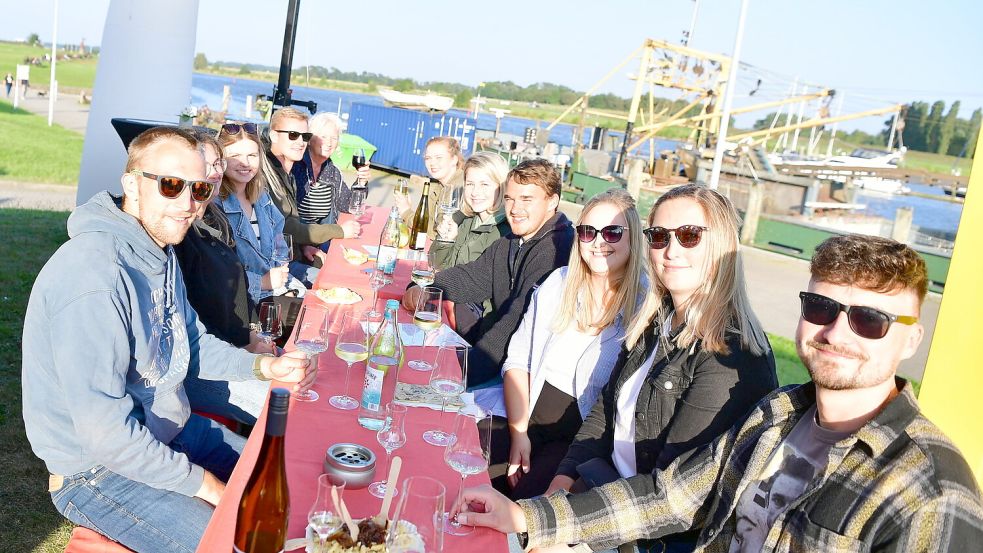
[273,129,313,142]
[130,171,215,203]
[642,225,707,249]
[219,122,258,135]
[798,291,918,340]
[576,224,627,244]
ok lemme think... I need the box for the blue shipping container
[347,103,477,176]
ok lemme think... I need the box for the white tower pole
[709,0,750,190]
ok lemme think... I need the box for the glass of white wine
[410,251,436,288]
[309,474,345,549]
[422,344,467,447]
[330,310,368,410]
[291,304,329,402]
[408,287,442,371]
[442,406,491,535]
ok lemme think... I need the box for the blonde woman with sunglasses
[540,184,778,553]
[479,188,648,500]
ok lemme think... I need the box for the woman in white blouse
[483,188,649,499]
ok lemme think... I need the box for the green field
[0,209,74,552]
[0,41,98,91]
[900,149,972,176]
[0,99,83,184]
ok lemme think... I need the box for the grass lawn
[768,333,810,386]
[900,149,973,176]
[0,208,74,552]
[0,41,98,91]
[0,99,82,184]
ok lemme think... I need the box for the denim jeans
[184,374,270,426]
[289,260,321,288]
[50,414,246,552]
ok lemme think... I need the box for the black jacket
[433,212,575,388]
[557,318,778,480]
[173,204,255,347]
[265,150,344,261]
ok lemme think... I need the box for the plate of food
[303,518,424,552]
[341,246,370,265]
[315,287,363,305]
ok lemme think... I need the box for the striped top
[519,380,983,552]
[297,177,333,223]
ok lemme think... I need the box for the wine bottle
[376,207,402,276]
[358,300,403,430]
[409,180,431,251]
[233,388,291,553]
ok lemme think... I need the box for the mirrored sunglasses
[131,170,215,202]
[220,122,258,135]
[576,224,627,244]
[642,225,707,249]
[798,291,917,340]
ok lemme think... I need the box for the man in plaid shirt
[454,234,983,552]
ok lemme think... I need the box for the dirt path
[0,180,76,211]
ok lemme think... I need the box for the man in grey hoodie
[22,127,315,552]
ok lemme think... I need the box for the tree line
[751,100,980,157]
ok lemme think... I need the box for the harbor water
[189,73,679,154]
[190,73,964,239]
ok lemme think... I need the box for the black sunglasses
[130,171,215,202]
[799,291,917,340]
[643,225,707,249]
[273,129,312,142]
[220,122,258,135]
[576,224,627,244]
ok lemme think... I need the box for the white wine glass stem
[451,473,467,528]
[342,361,353,398]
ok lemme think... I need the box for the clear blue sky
[2,0,981,133]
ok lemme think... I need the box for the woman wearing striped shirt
[481,188,649,500]
[293,113,364,239]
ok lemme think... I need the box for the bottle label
[361,365,385,412]
[413,232,427,250]
[377,245,398,274]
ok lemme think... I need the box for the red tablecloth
[197,207,505,552]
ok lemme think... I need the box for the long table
[197,206,507,552]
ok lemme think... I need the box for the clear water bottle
[358,300,404,430]
[376,206,401,276]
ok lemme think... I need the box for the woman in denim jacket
[216,126,303,303]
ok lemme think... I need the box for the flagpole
[47,0,59,126]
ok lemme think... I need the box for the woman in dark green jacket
[431,151,511,342]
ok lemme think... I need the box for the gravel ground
[0,180,77,211]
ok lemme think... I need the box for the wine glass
[352,148,368,185]
[349,186,367,219]
[386,476,445,553]
[272,233,293,267]
[256,302,282,349]
[369,402,408,499]
[330,310,368,410]
[291,304,329,402]
[442,407,491,536]
[410,253,436,288]
[394,178,409,197]
[308,474,345,549]
[422,343,467,446]
[408,287,442,371]
[366,268,390,318]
